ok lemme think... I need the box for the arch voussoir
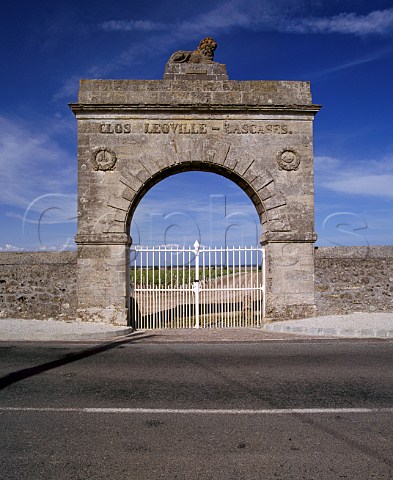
[118,169,143,193]
[203,139,231,165]
[108,195,129,213]
[263,193,286,212]
[120,185,135,202]
[251,172,274,192]
[259,185,274,201]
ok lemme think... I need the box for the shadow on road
[0,332,155,391]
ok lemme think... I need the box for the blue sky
[1,0,393,250]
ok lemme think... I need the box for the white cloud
[315,154,393,199]
[97,0,267,35]
[0,115,77,212]
[311,46,393,79]
[88,0,278,82]
[0,244,25,252]
[55,3,393,99]
[52,75,80,102]
[100,20,165,32]
[325,174,393,198]
[285,9,393,36]
[98,5,393,38]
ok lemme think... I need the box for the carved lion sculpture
[168,37,217,64]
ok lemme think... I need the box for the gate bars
[130,241,265,329]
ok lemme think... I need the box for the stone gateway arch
[69,39,321,326]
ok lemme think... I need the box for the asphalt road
[1,337,393,479]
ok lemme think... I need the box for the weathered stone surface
[264,242,317,320]
[69,56,322,324]
[74,79,317,107]
[315,246,393,315]
[0,252,77,319]
[163,62,228,81]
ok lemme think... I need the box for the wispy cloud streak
[315,155,393,199]
[311,47,393,79]
[55,3,393,99]
[99,6,393,37]
[101,19,165,32]
[0,115,76,210]
[284,9,393,36]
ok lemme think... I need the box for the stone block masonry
[315,246,393,315]
[0,247,392,322]
[0,252,77,320]
[70,56,321,324]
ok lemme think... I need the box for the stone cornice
[75,233,131,246]
[261,232,318,245]
[69,103,322,116]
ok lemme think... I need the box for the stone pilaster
[75,233,131,325]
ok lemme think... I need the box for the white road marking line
[1,407,393,415]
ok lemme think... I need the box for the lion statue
[168,37,217,64]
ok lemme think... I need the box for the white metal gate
[130,241,265,329]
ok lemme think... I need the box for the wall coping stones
[0,251,77,265]
[70,79,320,110]
[315,246,393,259]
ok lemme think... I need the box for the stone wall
[0,251,77,319]
[0,247,392,322]
[315,246,393,315]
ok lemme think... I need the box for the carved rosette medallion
[91,148,117,171]
[277,149,300,171]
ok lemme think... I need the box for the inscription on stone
[224,122,291,135]
[100,123,131,134]
[98,121,293,135]
[144,123,207,134]
[142,122,291,135]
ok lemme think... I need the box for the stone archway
[121,160,287,236]
[70,42,320,325]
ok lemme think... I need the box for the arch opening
[129,170,261,249]
[125,161,267,238]
[127,170,265,329]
